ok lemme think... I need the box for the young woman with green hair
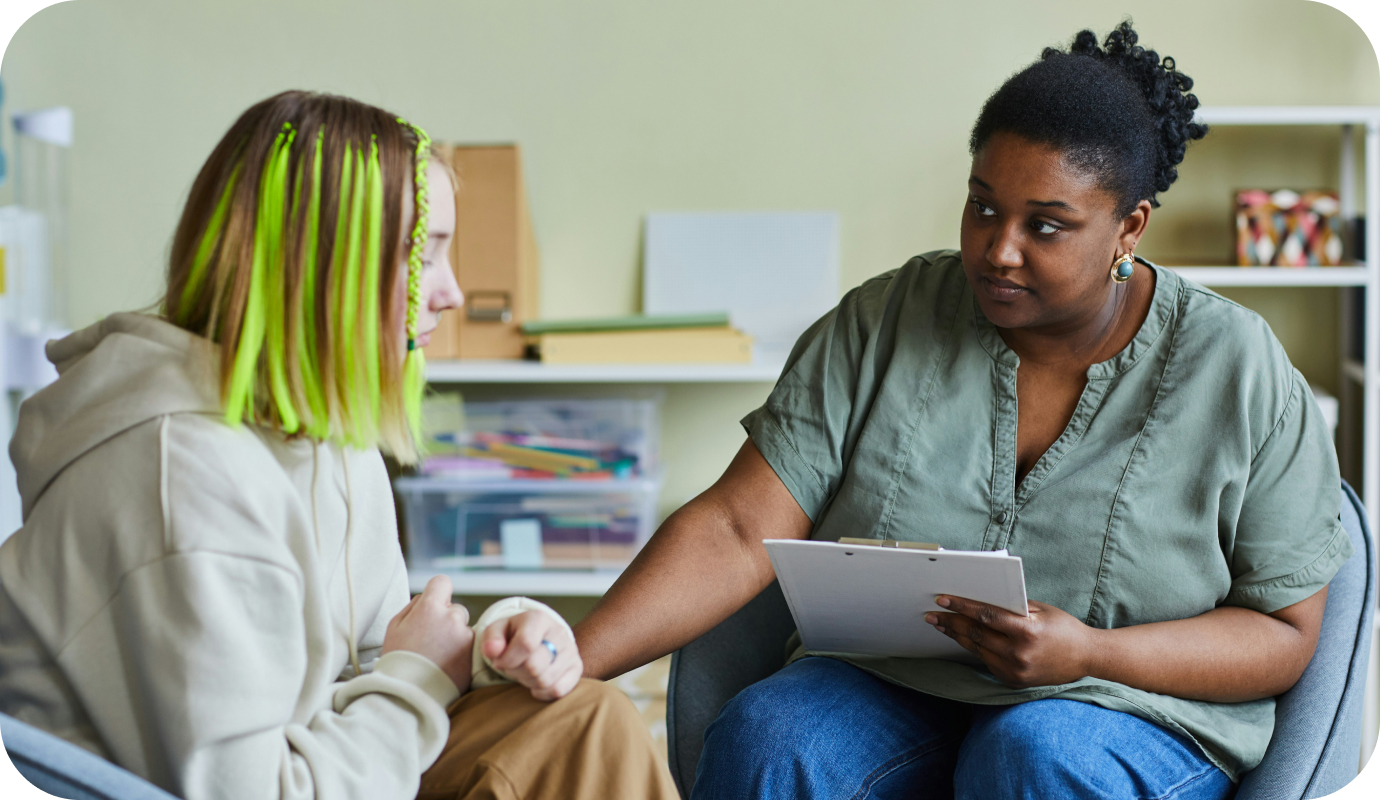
[0,91,676,800]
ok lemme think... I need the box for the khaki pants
[418,679,680,800]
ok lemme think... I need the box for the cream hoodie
[0,313,569,800]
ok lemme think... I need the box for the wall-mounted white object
[12,106,72,148]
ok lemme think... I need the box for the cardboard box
[424,144,540,359]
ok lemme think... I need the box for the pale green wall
[3,0,1378,522]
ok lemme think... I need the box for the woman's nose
[987,223,1024,270]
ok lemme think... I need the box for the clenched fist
[382,575,475,694]
[482,610,583,701]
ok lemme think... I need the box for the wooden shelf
[409,567,621,596]
[1168,266,1370,287]
[425,357,787,383]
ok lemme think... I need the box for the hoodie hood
[10,313,222,519]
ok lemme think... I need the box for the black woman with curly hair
[575,21,1350,799]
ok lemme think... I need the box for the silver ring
[541,639,558,662]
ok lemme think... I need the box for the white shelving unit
[1168,266,1369,287]
[1181,107,1380,513]
[410,569,620,596]
[1187,106,1380,763]
[425,356,788,384]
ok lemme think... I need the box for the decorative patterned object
[1235,189,1345,267]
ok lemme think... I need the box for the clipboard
[764,538,1028,664]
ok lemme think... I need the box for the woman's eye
[971,199,995,217]
[1031,220,1060,235]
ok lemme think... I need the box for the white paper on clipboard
[764,539,1028,664]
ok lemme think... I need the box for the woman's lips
[980,275,1030,301]
[415,331,432,347]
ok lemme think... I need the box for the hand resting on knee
[479,607,583,701]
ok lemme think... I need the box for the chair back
[1236,480,1376,800]
[666,579,795,796]
[667,481,1377,800]
[1,713,180,800]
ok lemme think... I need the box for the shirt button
[995,509,1010,525]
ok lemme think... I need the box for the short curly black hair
[969,21,1209,217]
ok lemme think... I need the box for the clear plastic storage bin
[395,476,661,572]
[424,398,659,480]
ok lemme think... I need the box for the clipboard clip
[837,537,943,551]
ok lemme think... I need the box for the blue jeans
[691,657,1233,800]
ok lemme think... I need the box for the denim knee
[692,659,874,799]
[956,701,1064,796]
[954,699,1231,800]
[701,676,807,764]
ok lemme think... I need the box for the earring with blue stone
[1111,253,1135,284]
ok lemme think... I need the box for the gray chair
[0,713,178,799]
[667,481,1378,799]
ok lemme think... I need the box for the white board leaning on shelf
[643,211,839,361]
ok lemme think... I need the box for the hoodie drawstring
[311,442,361,678]
[310,444,322,554]
[341,452,361,678]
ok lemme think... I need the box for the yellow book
[462,444,599,473]
[534,326,754,365]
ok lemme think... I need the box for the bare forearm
[574,496,774,679]
[1084,605,1317,702]
[933,589,1325,703]
[574,440,811,680]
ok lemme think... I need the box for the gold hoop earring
[1111,253,1135,284]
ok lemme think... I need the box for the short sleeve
[1226,370,1353,613]
[741,286,872,522]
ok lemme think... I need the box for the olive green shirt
[743,250,1352,781]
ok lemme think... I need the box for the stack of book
[521,312,753,365]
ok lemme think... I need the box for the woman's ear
[1120,199,1153,253]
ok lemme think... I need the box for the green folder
[521,311,731,336]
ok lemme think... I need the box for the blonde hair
[161,91,436,463]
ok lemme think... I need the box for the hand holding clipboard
[764,538,1028,665]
